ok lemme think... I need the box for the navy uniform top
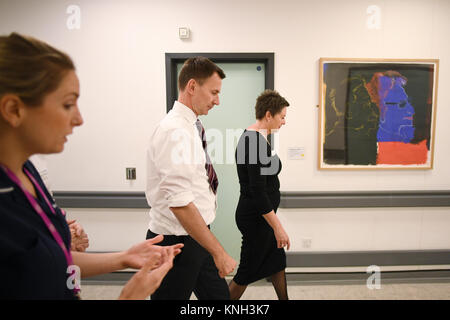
[0,160,77,300]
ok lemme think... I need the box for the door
[176,61,266,267]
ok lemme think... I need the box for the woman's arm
[71,250,128,278]
[245,132,290,250]
[262,211,290,250]
[72,235,182,278]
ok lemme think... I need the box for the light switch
[179,27,190,39]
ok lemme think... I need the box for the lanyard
[1,164,79,295]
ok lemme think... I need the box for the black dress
[233,130,286,285]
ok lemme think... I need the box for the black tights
[229,269,288,300]
[270,269,288,300]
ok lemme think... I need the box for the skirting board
[81,269,450,286]
[84,249,450,268]
[81,249,450,281]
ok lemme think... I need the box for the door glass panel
[176,62,266,264]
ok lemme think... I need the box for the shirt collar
[172,101,198,125]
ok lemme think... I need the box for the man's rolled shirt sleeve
[152,126,196,208]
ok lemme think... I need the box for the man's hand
[213,251,237,278]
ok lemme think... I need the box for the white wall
[1,0,449,268]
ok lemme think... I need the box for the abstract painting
[318,58,439,170]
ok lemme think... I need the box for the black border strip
[53,191,149,208]
[286,250,450,267]
[53,191,450,209]
[279,191,450,208]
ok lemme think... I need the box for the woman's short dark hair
[255,89,290,120]
[0,32,75,106]
[178,56,226,91]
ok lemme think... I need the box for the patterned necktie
[195,119,218,194]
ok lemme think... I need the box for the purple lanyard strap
[1,164,78,294]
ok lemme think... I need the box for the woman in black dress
[229,90,290,300]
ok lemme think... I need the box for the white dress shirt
[146,101,217,235]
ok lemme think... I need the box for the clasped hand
[68,219,89,252]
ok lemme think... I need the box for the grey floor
[79,278,450,300]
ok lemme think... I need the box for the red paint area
[377,140,428,165]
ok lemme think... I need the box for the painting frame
[318,58,439,170]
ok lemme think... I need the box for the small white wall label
[288,147,305,160]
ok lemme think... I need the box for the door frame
[165,52,275,112]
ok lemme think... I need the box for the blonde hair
[0,32,75,106]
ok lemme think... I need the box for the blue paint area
[256,66,262,71]
[323,63,329,76]
[377,76,415,143]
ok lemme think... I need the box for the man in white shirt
[146,57,236,300]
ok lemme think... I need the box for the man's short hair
[255,89,290,120]
[178,56,226,91]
